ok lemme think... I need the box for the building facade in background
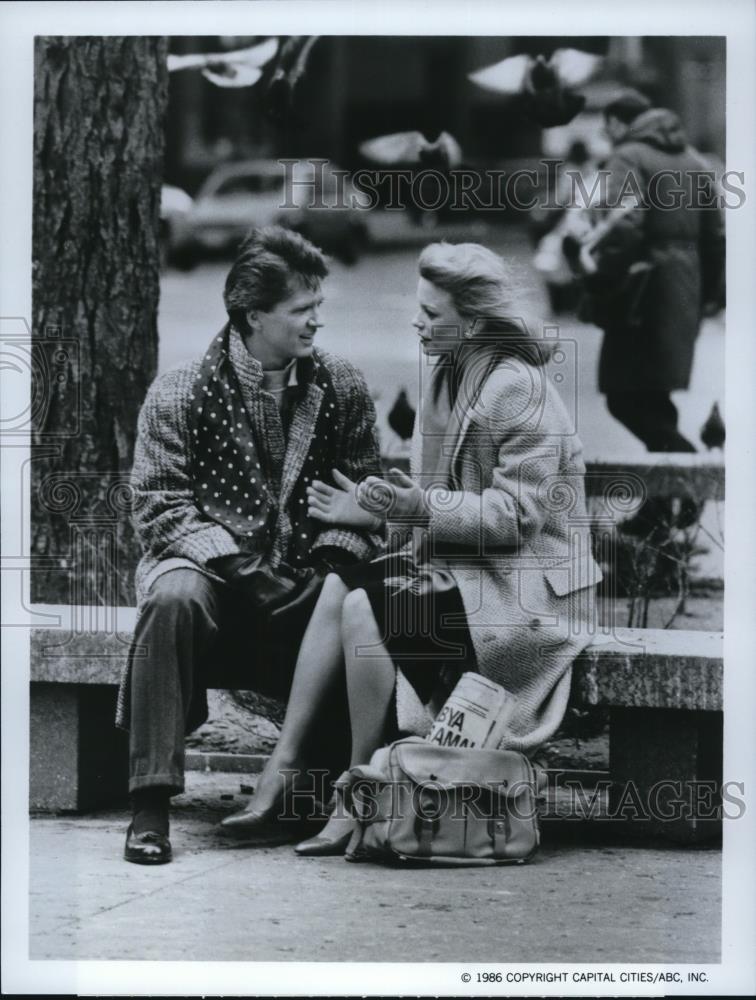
[164,35,725,193]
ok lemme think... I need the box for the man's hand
[268,543,359,620]
[206,554,299,608]
[207,553,260,583]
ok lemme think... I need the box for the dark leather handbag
[340,737,540,867]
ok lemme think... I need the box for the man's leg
[606,392,700,538]
[127,568,223,859]
[645,393,697,453]
[606,391,696,452]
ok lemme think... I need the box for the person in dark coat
[593,92,725,452]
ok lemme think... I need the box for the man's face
[246,276,324,368]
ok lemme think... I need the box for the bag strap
[413,787,443,857]
[488,813,511,855]
[414,817,438,857]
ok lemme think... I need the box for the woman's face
[413,276,468,355]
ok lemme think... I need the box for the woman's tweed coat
[408,355,603,753]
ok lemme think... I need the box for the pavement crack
[40,851,259,937]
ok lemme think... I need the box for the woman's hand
[307,469,384,529]
[356,468,429,523]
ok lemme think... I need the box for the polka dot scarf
[189,325,337,559]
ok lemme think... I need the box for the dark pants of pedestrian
[605,391,697,453]
[128,568,346,798]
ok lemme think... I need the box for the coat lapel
[447,391,478,479]
[279,381,324,513]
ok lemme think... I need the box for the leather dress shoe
[124,823,172,865]
[294,821,357,858]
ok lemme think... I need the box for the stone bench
[29,605,723,842]
[570,628,723,843]
[582,455,725,501]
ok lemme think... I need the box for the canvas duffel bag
[340,737,540,866]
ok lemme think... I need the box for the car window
[212,173,282,197]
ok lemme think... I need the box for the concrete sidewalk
[29,771,721,964]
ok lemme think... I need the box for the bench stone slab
[29,611,723,713]
[28,608,724,834]
[582,457,724,502]
[573,629,722,711]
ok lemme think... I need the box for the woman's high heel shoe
[219,766,302,836]
[219,792,287,836]
[294,818,358,857]
[294,769,357,856]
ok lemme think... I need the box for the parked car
[167,160,369,269]
[160,184,193,268]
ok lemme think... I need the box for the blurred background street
[158,32,726,476]
[158,227,725,464]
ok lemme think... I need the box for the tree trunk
[32,37,167,606]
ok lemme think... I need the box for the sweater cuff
[312,527,379,563]
[168,523,241,564]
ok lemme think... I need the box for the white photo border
[1,0,754,995]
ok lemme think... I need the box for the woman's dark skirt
[334,550,477,707]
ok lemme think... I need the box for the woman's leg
[298,588,395,849]
[341,588,396,767]
[240,573,350,814]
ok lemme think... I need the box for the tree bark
[32,37,167,606]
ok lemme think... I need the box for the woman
[221,241,602,853]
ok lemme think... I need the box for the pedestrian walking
[588,91,725,452]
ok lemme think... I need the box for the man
[117,226,382,864]
[590,90,725,453]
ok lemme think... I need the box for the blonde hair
[418,242,513,324]
[418,242,547,372]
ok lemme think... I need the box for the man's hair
[603,89,652,126]
[224,226,329,332]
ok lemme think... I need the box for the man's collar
[229,325,264,385]
[228,324,316,388]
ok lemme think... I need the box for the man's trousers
[606,390,697,453]
[127,568,345,795]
